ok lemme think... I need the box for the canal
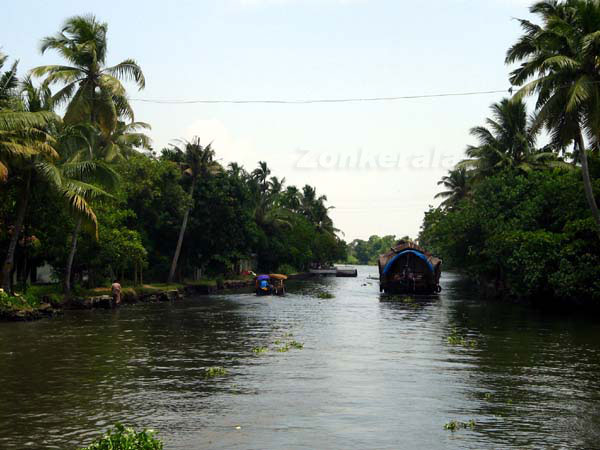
[1,266,599,449]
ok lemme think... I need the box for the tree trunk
[168,178,196,283]
[2,171,31,293]
[64,217,82,296]
[576,133,600,236]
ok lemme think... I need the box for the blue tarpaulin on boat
[383,250,434,275]
[256,275,270,281]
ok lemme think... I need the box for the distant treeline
[346,235,412,265]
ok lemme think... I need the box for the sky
[3,0,536,241]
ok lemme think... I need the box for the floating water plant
[288,340,304,349]
[205,366,227,378]
[444,419,476,431]
[276,344,290,352]
[316,292,334,299]
[80,423,163,449]
[447,328,478,348]
[252,346,268,354]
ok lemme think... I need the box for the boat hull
[378,242,442,295]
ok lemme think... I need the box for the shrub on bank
[0,289,39,310]
[80,423,163,450]
[276,264,297,275]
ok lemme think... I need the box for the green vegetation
[0,15,346,303]
[204,366,227,378]
[288,340,304,349]
[316,291,335,299]
[79,423,163,450]
[446,329,478,348]
[444,419,476,431]
[252,346,268,354]
[345,235,412,265]
[420,1,600,304]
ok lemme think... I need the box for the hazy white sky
[3,0,536,240]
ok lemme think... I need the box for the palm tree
[167,137,220,283]
[268,176,285,196]
[58,123,119,294]
[32,15,145,135]
[281,185,301,211]
[252,161,271,194]
[2,82,103,293]
[100,121,152,162]
[0,51,19,108]
[1,56,58,182]
[458,98,559,177]
[435,167,471,209]
[506,0,600,234]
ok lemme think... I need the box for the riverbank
[0,272,338,322]
[0,277,259,322]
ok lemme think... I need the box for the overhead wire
[129,88,512,105]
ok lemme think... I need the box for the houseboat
[378,241,442,294]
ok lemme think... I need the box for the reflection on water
[1,267,599,449]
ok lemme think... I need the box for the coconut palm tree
[506,0,600,234]
[32,15,145,135]
[252,161,271,194]
[167,137,220,283]
[458,98,559,177]
[281,185,301,211]
[435,167,471,209]
[1,56,58,182]
[2,82,105,293]
[0,52,19,108]
[58,122,119,294]
[99,121,151,162]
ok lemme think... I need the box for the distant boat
[378,241,442,294]
[255,274,287,296]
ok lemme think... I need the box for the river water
[1,266,599,449]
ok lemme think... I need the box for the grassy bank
[0,275,256,320]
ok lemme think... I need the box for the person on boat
[111,279,122,306]
[259,278,270,290]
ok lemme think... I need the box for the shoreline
[0,274,319,322]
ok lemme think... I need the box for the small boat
[255,275,273,296]
[255,274,288,296]
[269,274,288,296]
[378,240,442,294]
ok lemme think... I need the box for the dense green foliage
[0,15,346,295]
[346,235,412,265]
[420,167,600,302]
[420,0,600,304]
[79,424,163,450]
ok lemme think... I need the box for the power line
[129,88,511,105]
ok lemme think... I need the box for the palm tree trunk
[2,171,31,293]
[64,217,82,296]
[576,133,600,236]
[168,178,196,283]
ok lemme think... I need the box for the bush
[80,423,163,450]
[419,168,600,303]
[276,264,297,275]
